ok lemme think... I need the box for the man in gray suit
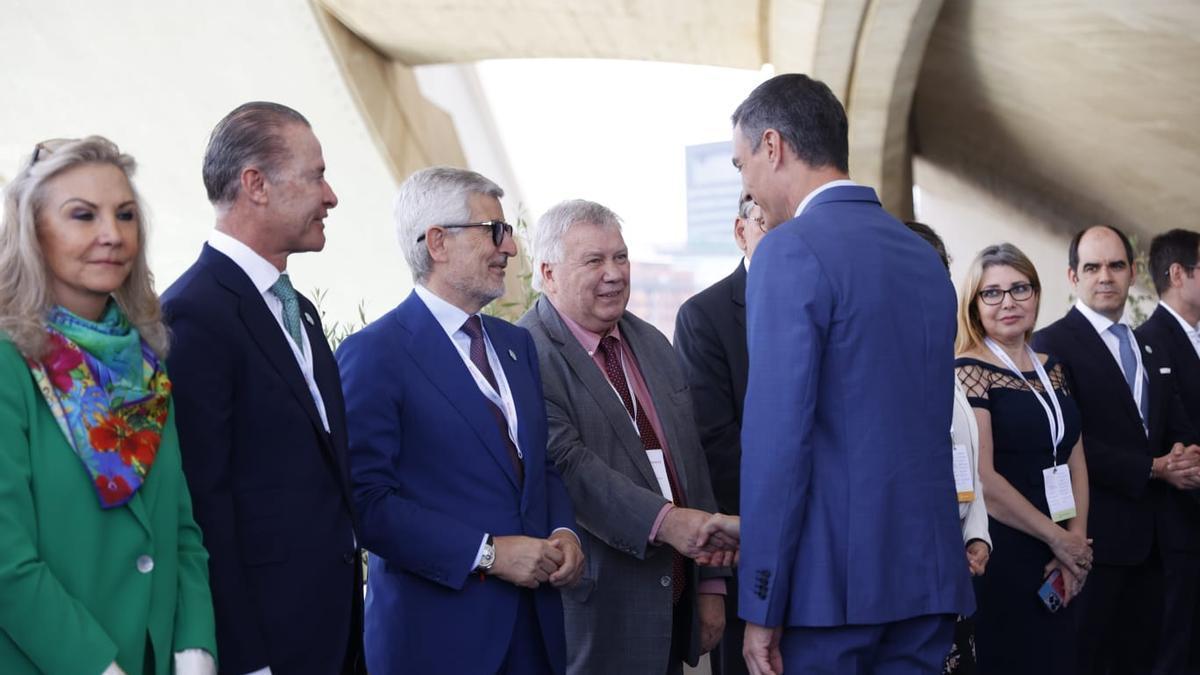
[518,199,731,675]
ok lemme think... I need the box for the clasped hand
[491,532,585,588]
[1159,443,1200,490]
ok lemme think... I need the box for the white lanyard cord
[984,338,1066,466]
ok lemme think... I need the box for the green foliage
[310,287,368,351]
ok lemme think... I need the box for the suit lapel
[488,318,537,468]
[205,247,331,444]
[729,262,747,329]
[398,295,521,490]
[621,316,692,499]
[535,298,661,491]
[1064,308,1145,429]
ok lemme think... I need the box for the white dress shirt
[1160,300,1200,359]
[207,230,330,432]
[794,179,860,217]
[1074,298,1148,426]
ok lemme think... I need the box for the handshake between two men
[655,508,742,568]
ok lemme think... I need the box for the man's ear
[1066,266,1079,287]
[425,227,451,263]
[540,261,556,294]
[240,167,269,205]
[733,218,748,253]
[763,129,784,170]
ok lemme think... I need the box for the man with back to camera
[336,166,583,674]
[1032,224,1200,674]
[518,198,731,675]
[163,102,363,675]
[730,73,975,675]
[672,192,768,675]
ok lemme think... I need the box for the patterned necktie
[269,273,304,347]
[461,316,524,486]
[1110,323,1149,424]
[596,334,687,603]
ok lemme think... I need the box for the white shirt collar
[794,179,859,218]
[207,229,284,295]
[1160,300,1200,337]
[1074,297,1129,335]
[414,284,476,339]
[742,256,750,272]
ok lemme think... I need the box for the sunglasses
[417,220,514,247]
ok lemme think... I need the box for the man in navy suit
[1032,224,1199,674]
[163,102,363,674]
[672,193,767,675]
[336,167,583,674]
[1137,228,1200,674]
[730,74,974,674]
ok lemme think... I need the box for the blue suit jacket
[337,291,576,674]
[739,185,975,628]
[163,245,361,674]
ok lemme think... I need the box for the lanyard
[452,331,522,457]
[597,345,643,437]
[985,338,1066,466]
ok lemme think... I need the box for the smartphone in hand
[1038,568,1066,613]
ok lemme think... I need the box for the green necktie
[269,273,304,347]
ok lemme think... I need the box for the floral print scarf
[26,303,171,508]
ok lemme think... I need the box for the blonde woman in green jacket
[0,137,216,674]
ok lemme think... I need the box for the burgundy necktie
[597,335,687,603]
[461,316,524,486]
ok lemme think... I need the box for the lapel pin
[508,348,518,361]
[304,312,315,326]
[1145,344,1152,354]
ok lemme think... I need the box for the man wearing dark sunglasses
[336,166,582,675]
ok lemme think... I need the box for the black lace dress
[954,356,1082,674]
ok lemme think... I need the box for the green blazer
[0,340,216,674]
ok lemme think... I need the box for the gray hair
[0,136,168,359]
[202,101,310,205]
[393,166,504,282]
[737,192,755,220]
[529,199,623,292]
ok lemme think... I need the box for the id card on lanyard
[984,339,1076,522]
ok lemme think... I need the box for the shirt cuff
[698,579,727,595]
[550,527,581,546]
[173,649,216,675]
[648,503,675,543]
[471,533,490,572]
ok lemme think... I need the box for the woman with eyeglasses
[0,138,216,674]
[954,243,1090,673]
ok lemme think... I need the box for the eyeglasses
[417,220,514,247]
[751,216,767,232]
[30,138,70,165]
[978,283,1036,305]
[1167,263,1200,277]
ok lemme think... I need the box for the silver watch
[476,535,496,573]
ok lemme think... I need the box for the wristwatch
[475,534,496,574]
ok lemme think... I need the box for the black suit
[163,245,363,675]
[673,261,750,675]
[1137,304,1200,674]
[1032,307,1196,674]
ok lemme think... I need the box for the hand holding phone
[1038,568,1067,613]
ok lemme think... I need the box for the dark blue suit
[739,186,975,669]
[163,245,362,674]
[336,291,575,675]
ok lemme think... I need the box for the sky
[473,59,769,262]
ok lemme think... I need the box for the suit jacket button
[660,575,671,587]
[136,555,154,574]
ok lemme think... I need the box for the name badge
[1043,464,1077,522]
[646,449,674,501]
[952,444,975,503]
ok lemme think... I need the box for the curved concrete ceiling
[316,0,1200,242]
[318,0,765,67]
